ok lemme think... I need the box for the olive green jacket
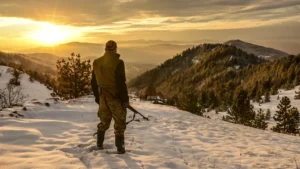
[91,51,129,104]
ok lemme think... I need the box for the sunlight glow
[30,23,79,46]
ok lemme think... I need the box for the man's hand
[122,102,129,109]
[95,97,99,105]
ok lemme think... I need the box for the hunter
[91,40,129,154]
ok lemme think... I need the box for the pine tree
[250,81,258,100]
[225,89,255,126]
[178,89,204,116]
[255,89,262,103]
[253,109,268,130]
[295,87,300,100]
[265,91,270,102]
[266,109,271,120]
[29,76,35,83]
[7,68,23,86]
[54,53,92,100]
[285,107,300,135]
[272,96,291,133]
[271,86,278,95]
[272,96,300,135]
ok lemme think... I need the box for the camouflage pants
[97,96,127,136]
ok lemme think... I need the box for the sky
[0,0,300,54]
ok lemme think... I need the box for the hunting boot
[115,135,126,154]
[97,130,105,150]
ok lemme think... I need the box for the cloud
[0,0,299,28]
[1,0,300,53]
[0,0,122,25]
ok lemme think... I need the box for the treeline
[174,54,300,111]
[241,55,300,98]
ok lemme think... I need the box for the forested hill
[128,44,221,92]
[129,44,300,113]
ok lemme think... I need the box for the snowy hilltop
[0,92,300,168]
[0,66,52,100]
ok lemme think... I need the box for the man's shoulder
[117,59,124,67]
[93,56,104,64]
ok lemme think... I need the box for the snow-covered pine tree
[272,96,300,135]
[253,109,268,130]
[54,53,92,100]
[225,89,255,126]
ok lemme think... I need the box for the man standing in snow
[91,40,129,154]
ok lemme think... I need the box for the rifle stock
[128,105,149,121]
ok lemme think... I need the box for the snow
[0,66,52,100]
[234,65,240,70]
[1,65,300,168]
[258,55,272,59]
[1,95,300,169]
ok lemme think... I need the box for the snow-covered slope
[1,95,299,169]
[0,66,52,100]
[205,86,300,129]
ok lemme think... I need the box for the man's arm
[115,60,129,105]
[91,70,99,104]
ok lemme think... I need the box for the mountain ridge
[129,40,299,111]
[224,39,289,61]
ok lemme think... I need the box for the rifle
[126,105,149,125]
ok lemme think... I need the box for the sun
[30,23,74,46]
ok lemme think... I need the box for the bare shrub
[0,83,28,110]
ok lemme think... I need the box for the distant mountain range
[22,42,193,64]
[21,40,289,64]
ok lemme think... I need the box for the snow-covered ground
[1,65,300,169]
[1,96,300,169]
[0,66,52,100]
